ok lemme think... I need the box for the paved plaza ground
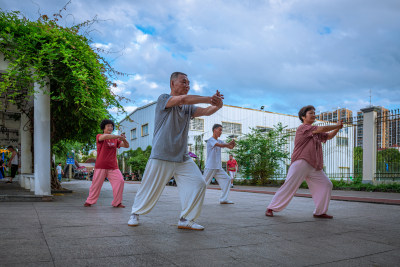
[1,180,400,266]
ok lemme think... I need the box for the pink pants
[267,160,333,215]
[86,169,125,207]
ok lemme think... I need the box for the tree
[231,123,289,185]
[193,133,205,170]
[353,146,363,183]
[376,148,400,178]
[0,8,126,189]
[126,146,152,178]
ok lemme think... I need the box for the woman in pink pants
[84,119,129,208]
[266,105,343,219]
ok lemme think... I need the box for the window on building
[337,137,348,146]
[141,124,149,136]
[222,122,242,135]
[256,126,272,132]
[190,118,204,131]
[130,128,137,140]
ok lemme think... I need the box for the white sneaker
[220,200,234,204]
[177,220,204,231]
[128,214,139,226]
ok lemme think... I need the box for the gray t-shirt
[205,137,225,169]
[150,94,198,162]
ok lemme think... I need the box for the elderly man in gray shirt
[128,72,223,230]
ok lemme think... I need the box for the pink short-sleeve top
[291,124,328,170]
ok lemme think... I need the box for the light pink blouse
[291,124,328,170]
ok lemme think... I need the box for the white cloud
[141,99,152,104]
[91,42,112,50]
[6,0,400,116]
[108,105,137,114]
[124,106,138,113]
[192,80,206,93]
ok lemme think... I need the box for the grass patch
[235,178,400,193]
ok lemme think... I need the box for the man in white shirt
[203,124,235,204]
[56,163,64,182]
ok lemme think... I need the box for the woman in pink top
[84,119,129,208]
[266,105,343,219]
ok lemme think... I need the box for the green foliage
[231,123,290,185]
[80,154,96,163]
[52,140,93,164]
[353,147,363,182]
[298,179,400,193]
[376,148,400,176]
[0,9,125,148]
[193,133,205,170]
[125,146,152,175]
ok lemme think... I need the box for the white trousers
[131,159,206,221]
[203,168,231,203]
[228,171,236,179]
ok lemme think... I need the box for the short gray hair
[170,72,187,83]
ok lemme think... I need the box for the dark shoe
[313,214,333,219]
[114,203,125,208]
[265,209,274,217]
[84,202,92,207]
[220,200,234,204]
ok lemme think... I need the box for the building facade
[118,102,302,169]
[356,106,390,148]
[119,101,355,179]
[316,108,353,123]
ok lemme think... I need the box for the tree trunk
[50,158,63,190]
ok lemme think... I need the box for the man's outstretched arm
[165,95,213,108]
[192,91,224,117]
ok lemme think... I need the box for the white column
[122,154,125,173]
[20,113,32,174]
[34,79,51,195]
[361,107,379,184]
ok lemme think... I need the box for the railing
[375,109,400,181]
[274,116,361,182]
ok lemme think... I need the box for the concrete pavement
[1,180,400,266]
[207,184,400,205]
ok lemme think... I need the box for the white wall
[119,102,302,162]
[118,101,355,179]
[118,102,156,154]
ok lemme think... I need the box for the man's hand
[228,139,236,149]
[210,90,224,108]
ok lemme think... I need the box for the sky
[1,0,400,119]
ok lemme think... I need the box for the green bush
[248,178,400,193]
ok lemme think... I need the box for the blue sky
[1,0,400,118]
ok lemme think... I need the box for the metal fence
[375,109,400,181]
[275,116,361,182]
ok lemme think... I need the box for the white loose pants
[203,168,231,203]
[131,159,206,221]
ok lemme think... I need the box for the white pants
[203,168,231,203]
[131,159,206,221]
[228,171,236,180]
